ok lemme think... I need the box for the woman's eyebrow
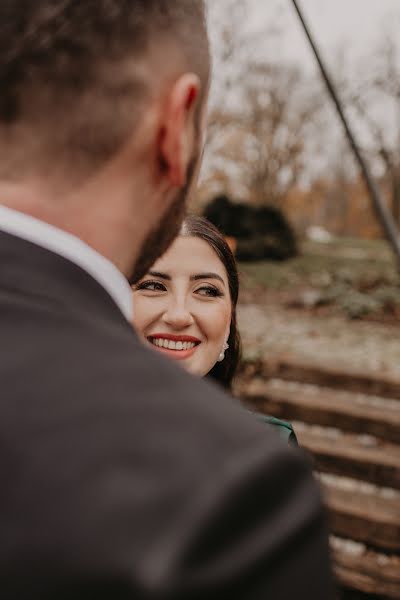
[191,272,225,286]
[148,270,171,280]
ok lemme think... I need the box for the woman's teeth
[151,338,196,351]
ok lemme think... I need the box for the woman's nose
[162,299,194,329]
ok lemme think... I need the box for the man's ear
[158,73,201,187]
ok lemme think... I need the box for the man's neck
[0,204,134,320]
[0,181,140,280]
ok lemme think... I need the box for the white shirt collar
[0,204,133,321]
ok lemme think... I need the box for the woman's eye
[136,280,166,292]
[195,286,223,298]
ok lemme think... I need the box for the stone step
[321,479,400,552]
[296,424,400,490]
[331,536,400,599]
[239,357,400,399]
[240,377,400,444]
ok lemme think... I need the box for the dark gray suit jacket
[0,230,334,599]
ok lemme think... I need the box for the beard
[128,155,198,285]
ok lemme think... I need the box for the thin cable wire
[291,0,400,268]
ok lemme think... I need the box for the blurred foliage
[200,2,400,239]
[239,238,400,320]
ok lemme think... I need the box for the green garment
[256,414,298,446]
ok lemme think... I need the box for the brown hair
[0,1,208,179]
[180,215,241,390]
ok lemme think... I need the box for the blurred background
[194,2,400,598]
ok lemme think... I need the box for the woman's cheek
[132,297,157,334]
[199,303,231,340]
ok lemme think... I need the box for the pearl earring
[218,342,229,362]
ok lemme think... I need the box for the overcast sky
[207,0,400,133]
[246,0,400,70]
[203,1,400,184]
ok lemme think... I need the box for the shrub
[203,195,297,261]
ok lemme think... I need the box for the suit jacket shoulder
[0,232,333,599]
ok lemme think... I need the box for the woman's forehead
[152,236,227,278]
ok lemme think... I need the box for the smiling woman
[132,215,237,386]
[132,215,297,444]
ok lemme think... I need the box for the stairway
[236,359,400,599]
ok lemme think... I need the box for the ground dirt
[238,303,400,379]
[237,238,400,380]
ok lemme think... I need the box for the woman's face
[132,236,232,377]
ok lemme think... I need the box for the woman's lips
[149,333,201,343]
[147,334,201,361]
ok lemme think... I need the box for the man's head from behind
[0,1,210,282]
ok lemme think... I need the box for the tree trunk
[391,172,400,226]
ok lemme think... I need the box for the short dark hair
[0,0,208,179]
[180,215,241,390]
